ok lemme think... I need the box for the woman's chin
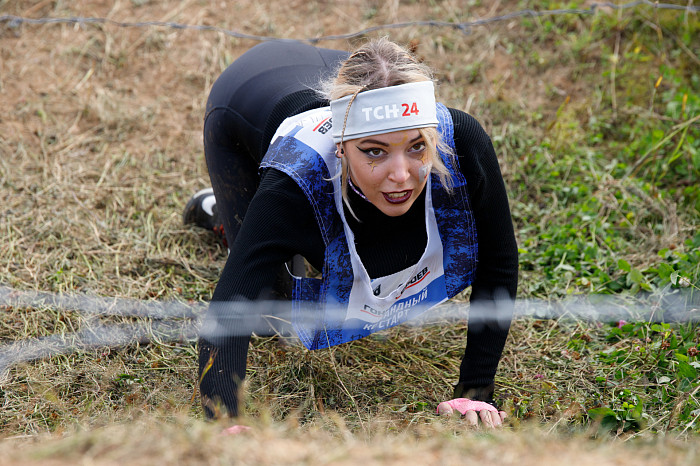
[375,198,416,217]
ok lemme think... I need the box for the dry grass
[1,414,699,466]
[1,0,698,463]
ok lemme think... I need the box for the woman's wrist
[453,382,496,407]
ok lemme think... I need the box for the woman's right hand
[437,398,507,428]
[221,425,251,435]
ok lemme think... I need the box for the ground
[1,0,699,464]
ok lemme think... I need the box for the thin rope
[1,1,696,44]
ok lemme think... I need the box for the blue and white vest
[260,103,478,350]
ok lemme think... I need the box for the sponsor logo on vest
[360,303,383,318]
[361,288,430,331]
[361,102,419,121]
[359,268,430,319]
[313,117,333,134]
[399,267,430,295]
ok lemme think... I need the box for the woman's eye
[361,148,384,158]
[410,142,426,153]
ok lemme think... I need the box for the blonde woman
[186,38,518,428]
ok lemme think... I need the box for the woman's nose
[387,154,411,184]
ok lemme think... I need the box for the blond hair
[319,38,455,212]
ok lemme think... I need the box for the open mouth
[382,190,412,204]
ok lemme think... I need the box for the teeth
[387,191,408,199]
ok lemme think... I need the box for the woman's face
[341,129,431,217]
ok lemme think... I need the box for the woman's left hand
[437,398,507,428]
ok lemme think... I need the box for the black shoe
[183,188,219,231]
[183,188,228,247]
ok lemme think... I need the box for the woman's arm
[448,108,519,403]
[198,169,324,418]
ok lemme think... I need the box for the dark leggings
[199,42,348,418]
[203,41,348,248]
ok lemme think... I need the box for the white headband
[330,81,438,144]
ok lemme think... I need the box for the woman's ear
[335,144,344,158]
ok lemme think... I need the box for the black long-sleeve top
[198,103,519,418]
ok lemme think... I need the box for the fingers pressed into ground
[464,410,479,427]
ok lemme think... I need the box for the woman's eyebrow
[357,138,389,146]
[357,135,424,146]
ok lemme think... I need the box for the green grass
[482,1,700,436]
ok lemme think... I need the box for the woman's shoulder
[243,168,319,237]
[445,107,491,143]
[258,168,310,198]
[442,107,495,168]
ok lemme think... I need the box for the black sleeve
[198,169,323,418]
[449,108,519,401]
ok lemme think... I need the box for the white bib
[286,109,450,330]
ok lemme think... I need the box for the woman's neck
[343,184,428,278]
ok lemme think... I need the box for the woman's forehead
[352,129,422,145]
